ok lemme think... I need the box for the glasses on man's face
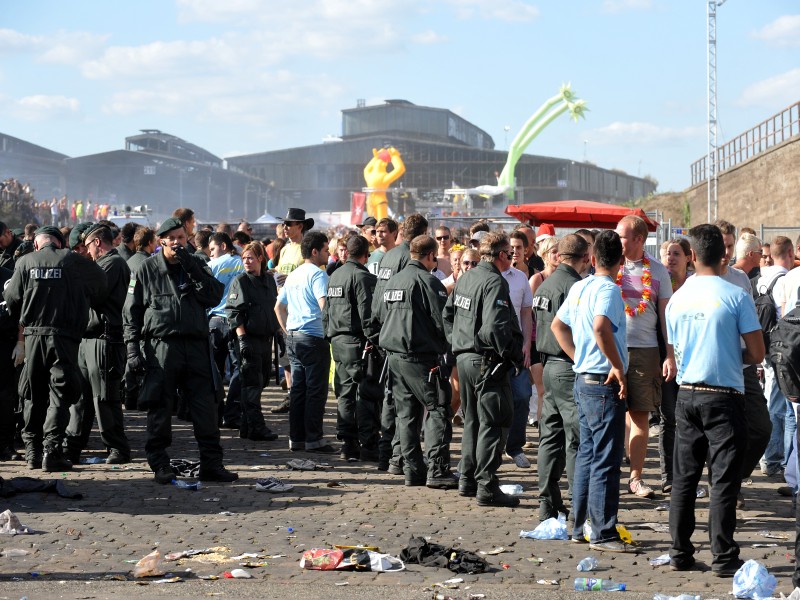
[436,235,450,241]
[462,260,478,267]
[367,229,376,236]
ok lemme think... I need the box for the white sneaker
[509,452,531,469]
[255,476,294,493]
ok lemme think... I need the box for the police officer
[443,231,524,507]
[225,240,279,442]
[121,226,156,411]
[69,222,94,258]
[0,264,23,461]
[123,217,238,484]
[64,224,132,464]
[323,234,381,461]
[0,221,22,270]
[365,214,429,472]
[376,235,457,489]
[3,226,108,471]
[532,233,590,521]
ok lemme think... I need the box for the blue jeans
[505,370,532,457]
[571,373,626,544]
[785,401,797,468]
[764,362,788,473]
[287,332,331,450]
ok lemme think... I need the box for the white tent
[254,212,281,224]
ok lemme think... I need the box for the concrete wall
[685,136,800,231]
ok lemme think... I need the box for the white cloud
[590,122,703,145]
[446,0,540,21]
[736,68,800,110]
[0,29,41,53]
[751,15,800,48]
[412,30,448,44]
[11,95,80,121]
[602,0,653,14]
[82,38,240,80]
[0,28,107,64]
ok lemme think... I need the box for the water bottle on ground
[577,557,598,571]
[574,577,626,591]
[173,480,201,490]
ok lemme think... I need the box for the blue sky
[1,0,798,194]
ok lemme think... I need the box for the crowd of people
[1,200,799,581]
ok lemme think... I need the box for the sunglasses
[436,235,450,241]
[462,260,478,267]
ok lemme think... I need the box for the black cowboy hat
[281,208,314,231]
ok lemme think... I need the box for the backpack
[768,288,800,402]
[753,273,785,347]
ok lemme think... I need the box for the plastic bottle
[574,578,626,591]
[173,480,201,490]
[577,557,599,572]
[653,595,700,600]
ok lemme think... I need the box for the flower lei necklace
[616,256,652,316]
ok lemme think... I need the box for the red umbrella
[505,200,659,232]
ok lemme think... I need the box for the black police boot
[458,477,478,497]
[42,449,73,472]
[476,482,520,508]
[340,438,360,461]
[359,445,380,462]
[106,449,131,464]
[25,448,42,470]
[153,465,175,485]
[248,429,279,442]
[199,466,239,483]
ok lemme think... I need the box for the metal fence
[759,226,800,245]
[691,101,800,185]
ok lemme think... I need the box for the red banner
[350,192,366,225]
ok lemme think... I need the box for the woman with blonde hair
[528,236,559,428]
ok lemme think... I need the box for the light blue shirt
[277,262,328,338]
[666,275,761,392]
[209,253,244,317]
[556,274,628,375]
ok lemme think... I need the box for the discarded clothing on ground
[0,476,83,499]
[300,548,404,572]
[399,536,488,574]
[169,459,201,478]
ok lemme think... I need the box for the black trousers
[669,388,745,569]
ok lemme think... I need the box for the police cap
[69,222,94,249]
[34,226,66,248]
[156,217,184,238]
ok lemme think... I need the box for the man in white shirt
[758,236,795,477]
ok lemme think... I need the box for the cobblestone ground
[0,385,796,599]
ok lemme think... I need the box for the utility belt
[679,383,744,396]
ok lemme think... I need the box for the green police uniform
[377,259,456,487]
[323,258,381,460]
[121,249,152,410]
[225,271,280,440]
[532,262,582,520]
[65,248,132,463]
[123,249,226,474]
[0,236,21,271]
[365,241,411,470]
[117,244,134,262]
[0,266,20,458]
[443,260,523,502]
[3,242,108,467]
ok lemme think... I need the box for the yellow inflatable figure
[363,147,405,220]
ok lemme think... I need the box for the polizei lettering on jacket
[383,289,405,302]
[327,286,344,298]
[30,267,62,279]
[453,294,472,310]
[377,268,393,280]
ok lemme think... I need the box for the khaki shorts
[626,347,662,412]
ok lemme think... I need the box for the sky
[1,0,798,194]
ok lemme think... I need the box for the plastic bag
[368,551,405,572]
[583,520,633,543]
[520,513,568,540]
[732,559,777,600]
[0,509,32,535]
[300,549,345,570]
[133,549,166,578]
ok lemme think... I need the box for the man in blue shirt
[665,224,764,577]
[275,231,333,453]
[208,232,245,428]
[552,230,632,553]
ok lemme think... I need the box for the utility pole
[707,0,728,222]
